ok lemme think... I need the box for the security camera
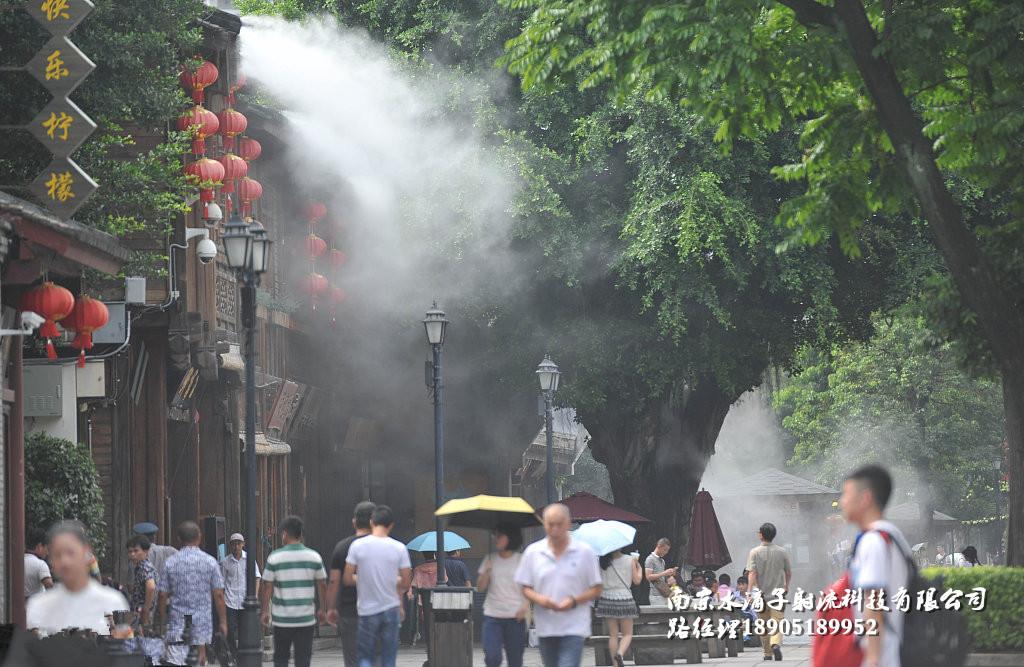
[20,311,45,333]
[197,237,218,264]
[203,202,223,228]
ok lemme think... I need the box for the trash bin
[423,586,474,667]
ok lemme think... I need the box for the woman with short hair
[477,525,528,667]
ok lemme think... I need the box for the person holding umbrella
[477,525,528,667]
[595,549,642,667]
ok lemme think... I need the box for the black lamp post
[424,304,449,585]
[222,213,271,667]
[536,355,560,504]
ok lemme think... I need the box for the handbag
[811,570,862,667]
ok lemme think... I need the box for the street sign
[24,0,95,35]
[28,157,98,220]
[25,35,95,98]
[27,97,97,157]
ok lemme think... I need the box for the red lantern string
[237,177,263,217]
[62,296,110,368]
[184,158,226,218]
[177,105,219,155]
[301,273,329,311]
[180,59,219,104]
[19,282,75,359]
[218,108,248,152]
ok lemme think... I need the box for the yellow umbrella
[435,494,541,529]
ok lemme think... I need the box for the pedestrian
[959,546,979,567]
[514,504,602,667]
[260,516,328,667]
[408,551,437,645]
[24,528,53,601]
[745,522,791,661]
[445,549,473,587]
[344,505,412,667]
[221,532,261,658]
[644,538,677,607]
[839,463,911,667]
[133,521,178,582]
[158,521,228,666]
[327,501,376,667]
[27,521,129,637]
[716,573,733,601]
[594,549,642,667]
[127,535,158,630]
[934,544,948,567]
[477,524,528,667]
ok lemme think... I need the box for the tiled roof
[718,467,837,498]
[887,501,958,523]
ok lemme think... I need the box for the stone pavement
[306,644,814,666]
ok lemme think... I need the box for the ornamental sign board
[28,97,97,157]
[26,35,95,98]
[24,0,95,35]
[28,157,98,220]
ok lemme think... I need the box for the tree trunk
[586,377,735,574]
[830,0,1024,566]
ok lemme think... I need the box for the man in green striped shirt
[260,515,328,667]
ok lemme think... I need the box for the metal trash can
[424,586,474,667]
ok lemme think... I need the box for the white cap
[229,533,245,543]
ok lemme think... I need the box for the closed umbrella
[571,519,637,556]
[686,489,731,569]
[435,494,541,529]
[406,530,471,552]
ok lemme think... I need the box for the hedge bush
[25,431,107,563]
[922,566,1024,652]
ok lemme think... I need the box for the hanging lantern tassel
[63,296,110,368]
[302,273,328,312]
[19,281,75,360]
[328,286,346,327]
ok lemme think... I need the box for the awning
[238,431,291,456]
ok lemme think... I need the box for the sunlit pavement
[306,644,814,666]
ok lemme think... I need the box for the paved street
[306,644,814,666]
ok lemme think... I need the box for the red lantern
[19,281,75,359]
[228,72,247,106]
[217,153,248,194]
[304,234,327,259]
[327,285,346,326]
[304,201,327,224]
[184,158,226,218]
[177,105,219,155]
[180,59,219,104]
[218,108,248,152]
[301,273,329,310]
[238,137,262,162]
[236,177,263,216]
[62,296,110,368]
[329,248,348,271]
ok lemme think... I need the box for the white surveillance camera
[20,311,45,332]
[203,202,223,228]
[197,237,218,264]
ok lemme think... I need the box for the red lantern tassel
[45,339,57,360]
[224,136,236,152]
[193,89,204,104]
[193,137,205,155]
[77,350,86,368]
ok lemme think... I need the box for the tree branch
[775,0,838,28]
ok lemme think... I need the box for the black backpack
[874,531,969,667]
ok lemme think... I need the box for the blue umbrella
[406,530,471,552]
[571,519,637,556]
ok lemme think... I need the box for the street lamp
[223,212,272,667]
[536,355,560,504]
[424,304,449,585]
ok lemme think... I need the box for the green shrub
[25,432,107,563]
[922,566,1024,652]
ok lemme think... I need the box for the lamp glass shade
[536,355,560,392]
[248,220,271,274]
[423,305,448,345]
[222,214,252,270]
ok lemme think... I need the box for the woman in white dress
[26,521,129,637]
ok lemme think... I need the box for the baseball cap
[229,533,245,543]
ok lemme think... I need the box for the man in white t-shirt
[344,505,412,667]
[840,464,910,667]
[24,529,53,600]
[515,504,602,667]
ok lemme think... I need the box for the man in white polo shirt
[515,504,602,667]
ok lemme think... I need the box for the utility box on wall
[23,365,62,417]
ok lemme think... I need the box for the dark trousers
[226,607,242,654]
[339,614,359,667]
[483,616,526,667]
[273,624,315,667]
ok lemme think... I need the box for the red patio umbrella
[686,489,731,569]
[554,492,651,524]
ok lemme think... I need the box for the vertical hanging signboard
[23,0,98,220]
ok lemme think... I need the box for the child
[735,575,759,647]
[717,573,733,601]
